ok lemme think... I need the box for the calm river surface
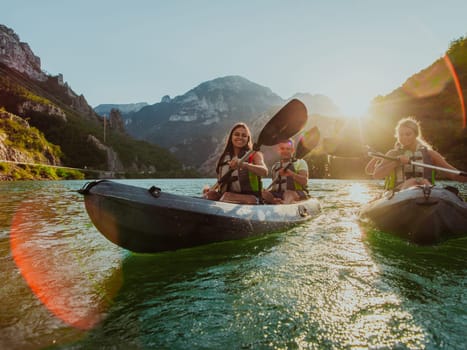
[1,179,466,349]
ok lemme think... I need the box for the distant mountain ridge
[94,102,148,116]
[4,23,463,179]
[123,75,341,172]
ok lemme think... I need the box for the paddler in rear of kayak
[262,138,310,204]
[372,117,467,190]
[203,122,268,204]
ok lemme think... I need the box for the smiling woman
[203,122,268,204]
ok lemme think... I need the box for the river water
[0,179,466,349]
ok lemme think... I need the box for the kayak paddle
[213,98,308,191]
[368,151,467,177]
[295,126,321,159]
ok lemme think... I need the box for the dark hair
[216,123,252,173]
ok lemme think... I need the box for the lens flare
[402,59,452,98]
[296,126,321,158]
[10,200,122,330]
[443,54,466,128]
[401,54,465,129]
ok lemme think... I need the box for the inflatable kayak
[79,180,321,253]
[359,185,467,245]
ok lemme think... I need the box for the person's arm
[429,150,467,182]
[239,151,268,177]
[279,159,308,186]
[284,168,308,186]
[365,158,381,175]
[372,150,401,179]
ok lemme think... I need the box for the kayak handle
[77,179,107,194]
[148,186,162,198]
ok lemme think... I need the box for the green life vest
[217,152,262,195]
[270,159,308,192]
[384,145,435,190]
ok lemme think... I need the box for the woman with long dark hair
[204,122,268,204]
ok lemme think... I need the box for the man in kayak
[372,117,467,190]
[203,122,268,204]
[262,138,310,204]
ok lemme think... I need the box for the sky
[2,0,466,117]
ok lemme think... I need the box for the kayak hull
[80,180,321,253]
[360,186,467,245]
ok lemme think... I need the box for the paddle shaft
[369,152,467,177]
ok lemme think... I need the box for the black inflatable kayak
[359,185,467,245]
[79,180,321,253]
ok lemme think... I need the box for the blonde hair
[395,117,432,150]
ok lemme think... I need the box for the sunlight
[401,54,466,129]
[321,116,367,159]
[346,183,373,205]
[337,100,371,120]
[402,59,452,98]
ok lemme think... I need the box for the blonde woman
[373,117,466,190]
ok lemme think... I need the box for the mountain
[291,93,341,117]
[323,36,467,178]
[123,76,341,173]
[0,24,193,179]
[122,75,282,169]
[94,102,148,116]
[365,36,467,171]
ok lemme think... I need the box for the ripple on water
[1,180,466,349]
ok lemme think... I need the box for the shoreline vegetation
[0,161,204,181]
[0,161,84,181]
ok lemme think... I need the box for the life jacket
[217,151,262,195]
[384,144,435,190]
[270,159,309,192]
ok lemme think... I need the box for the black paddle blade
[257,99,307,147]
[295,126,321,159]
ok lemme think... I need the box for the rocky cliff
[0,24,95,118]
[0,25,189,179]
[123,75,341,173]
[0,24,47,82]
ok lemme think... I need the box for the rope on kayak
[77,180,108,194]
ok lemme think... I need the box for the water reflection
[1,180,466,349]
[1,181,125,349]
[67,233,284,349]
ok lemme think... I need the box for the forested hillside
[366,36,467,170]
[0,63,197,179]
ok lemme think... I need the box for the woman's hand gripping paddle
[368,151,467,177]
